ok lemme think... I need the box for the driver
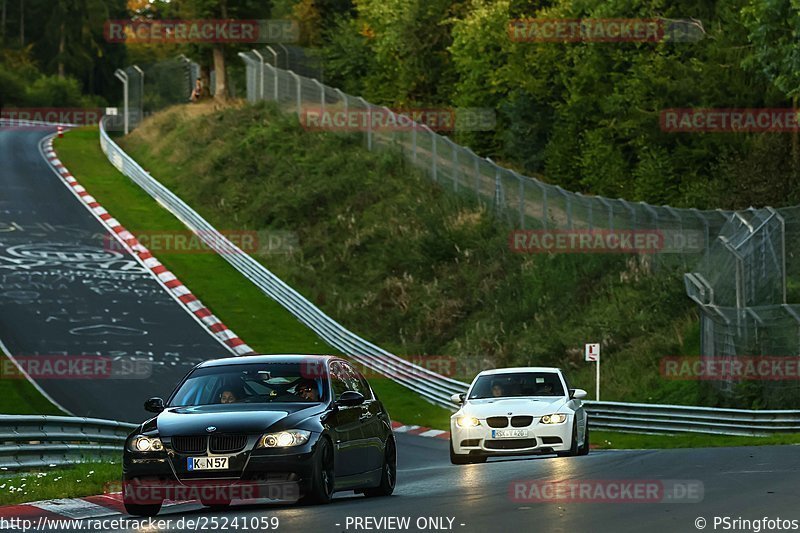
[220,390,237,404]
[296,379,320,401]
[491,381,505,397]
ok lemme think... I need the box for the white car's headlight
[540,414,567,424]
[256,430,311,448]
[128,435,164,452]
[455,416,480,428]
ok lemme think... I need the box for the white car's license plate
[187,457,229,471]
[492,429,528,438]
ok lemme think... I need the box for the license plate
[492,429,528,438]
[187,457,229,471]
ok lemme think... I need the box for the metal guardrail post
[334,88,347,115]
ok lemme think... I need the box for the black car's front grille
[484,438,537,450]
[511,416,533,427]
[210,434,248,454]
[486,416,509,428]
[172,436,207,454]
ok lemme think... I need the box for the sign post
[584,343,600,400]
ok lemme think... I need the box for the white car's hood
[462,397,568,418]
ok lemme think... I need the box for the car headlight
[455,416,480,428]
[128,435,164,452]
[540,414,568,424]
[256,430,311,448]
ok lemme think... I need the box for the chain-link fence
[238,52,800,407]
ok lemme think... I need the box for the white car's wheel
[578,423,590,456]
[556,420,580,457]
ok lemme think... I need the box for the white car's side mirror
[571,389,587,400]
[450,393,466,404]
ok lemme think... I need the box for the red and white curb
[391,421,450,440]
[41,136,254,357]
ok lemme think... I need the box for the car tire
[578,423,590,456]
[450,440,486,465]
[300,437,335,505]
[556,420,580,457]
[365,438,397,497]
[124,502,162,517]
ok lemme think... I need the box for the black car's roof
[196,354,338,368]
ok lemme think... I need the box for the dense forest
[2,0,799,210]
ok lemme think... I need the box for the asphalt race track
[3,124,799,533]
[0,125,229,422]
[34,433,800,533]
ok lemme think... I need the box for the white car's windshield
[468,372,564,399]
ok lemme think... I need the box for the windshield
[468,372,564,400]
[169,362,328,407]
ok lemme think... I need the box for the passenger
[220,390,237,404]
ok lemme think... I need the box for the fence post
[132,65,144,127]
[514,172,525,229]
[357,97,372,150]
[113,69,129,135]
[335,89,347,116]
[451,140,459,192]
[312,79,325,114]
[266,46,279,99]
[290,71,302,116]
[431,128,438,182]
[252,49,265,100]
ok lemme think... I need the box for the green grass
[0,463,121,506]
[592,430,800,449]
[54,126,454,430]
[0,350,63,415]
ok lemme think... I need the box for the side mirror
[570,389,587,400]
[337,390,365,407]
[144,397,165,413]
[450,393,466,405]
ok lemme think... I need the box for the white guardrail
[96,119,800,437]
[0,415,136,470]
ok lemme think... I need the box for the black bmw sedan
[122,355,397,516]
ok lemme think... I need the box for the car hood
[148,403,326,436]
[461,397,568,418]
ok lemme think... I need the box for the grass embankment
[54,127,453,431]
[117,102,709,407]
[0,463,119,506]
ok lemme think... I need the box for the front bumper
[450,417,573,455]
[122,434,322,503]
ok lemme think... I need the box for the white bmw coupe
[449,367,589,464]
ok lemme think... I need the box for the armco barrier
[0,415,136,470]
[585,401,800,436]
